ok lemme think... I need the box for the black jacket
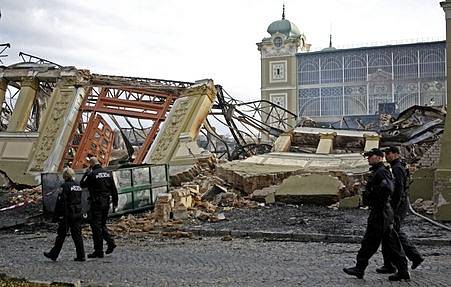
[389,158,409,215]
[54,180,83,220]
[363,162,395,228]
[80,164,119,207]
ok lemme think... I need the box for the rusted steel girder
[60,80,185,170]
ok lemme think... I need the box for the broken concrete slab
[273,133,292,152]
[202,184,227,201]
[217,152,368,195]
[274,174,341,205]
[250,186,277,203]
[339,195,361,209]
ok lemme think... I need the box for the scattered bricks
[202,184,227,201]
[214,192,237,206]
[195,210,211,221]
[170,188,192,208]
[161,231,193,239]
[172,204,189,220]
[209,212,226,222]
[154,193,173,223]
[141,223,154,232]
[182,184,200,194]
[411,198,435,214]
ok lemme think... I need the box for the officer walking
[80,157,118,258]
[44,167,85,261]
[343,148,410,281]
[376,146,424,274]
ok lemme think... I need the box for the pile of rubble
[7,186,42,205]
[105,172,256,235]
[411,198,435,215]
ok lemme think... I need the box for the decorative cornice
[20,77,39,90]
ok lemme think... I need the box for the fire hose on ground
[408,198,451,232]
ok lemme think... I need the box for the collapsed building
[0,46,449,221]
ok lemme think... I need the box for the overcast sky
[0,0,446,102]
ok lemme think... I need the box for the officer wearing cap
[80,157,118,258]
[376,146,424,274]
[343,148,409,281]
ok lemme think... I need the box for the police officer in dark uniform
[44,167,85,261]
[376,146,424,273]
[343,148,409,281]
[80,157,118,258]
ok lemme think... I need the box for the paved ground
[0,232,450,287]
[192,204,451,240]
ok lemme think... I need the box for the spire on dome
[282,3,285,20]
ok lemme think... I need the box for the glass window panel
[321,56,343,84]
[299,88,320,116]
[135,189,151,207]
[113,169,132,189]
[344,85,367,115]
[132,167,150,187]
[151,165,167,186]
[321,87,343,116]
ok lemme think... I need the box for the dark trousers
[90,199,114,254]
[49,218,85,259]
[356,216,407,273]
[382,213,422,267]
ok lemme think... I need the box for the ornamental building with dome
[257,7,446,124]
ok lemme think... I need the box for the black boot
[105,243,117,255]
[388,272,410,281]
[376,265,396,274]
[87,251,104,258]
[43,251,57,261]
[411,257,424,270]
[343,267,364,279]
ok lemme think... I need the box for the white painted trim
[261,86,296,91]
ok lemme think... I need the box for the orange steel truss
[59,75,192,170]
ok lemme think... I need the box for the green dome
[267,19,300,37]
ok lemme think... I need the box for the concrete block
[273,133,292,152]
[265,192,275,204]
[275,174,340,205]
[339,195,360,209]
[316,133,335,154]
[434,202,451,221]
[410,168,434,201]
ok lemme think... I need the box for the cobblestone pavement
[0,232,450,287]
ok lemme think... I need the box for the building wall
[296,41,446,119]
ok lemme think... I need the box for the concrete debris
[154,193,173,223]
[160,231,194,239]
[338,195,361,209]
[274,174,342,206]
[221,235,233,241]
[8,186,42,205]
[214,192,238,207]
[411,198,435,215]
[169,156,219,186]
[201,184,227,201]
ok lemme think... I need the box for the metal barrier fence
[42,164,169,217]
